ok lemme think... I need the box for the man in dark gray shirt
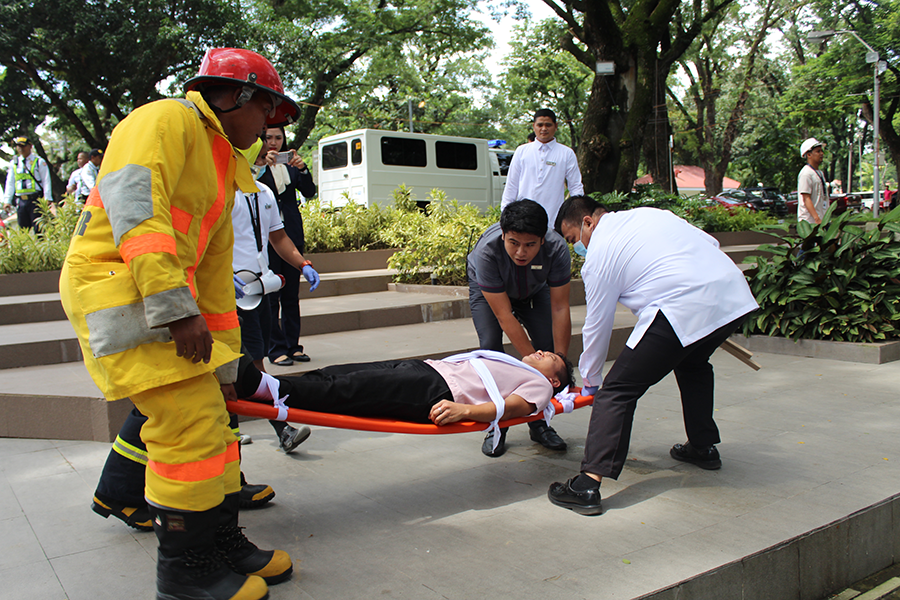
[467,199,573,456]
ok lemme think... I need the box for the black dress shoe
[481,427,508,457]
[528,421,567,451]
[670,441,722,470]
[548,477,602,515]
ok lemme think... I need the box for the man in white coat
[546,196,759,515]
[500,109,583,224]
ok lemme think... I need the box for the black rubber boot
[216,493,293,585]
[151,504,269,600]
[92,492,153,531]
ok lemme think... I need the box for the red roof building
[634,165,740,195]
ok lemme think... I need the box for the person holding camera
[257,126,318,366]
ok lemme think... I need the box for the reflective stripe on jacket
[60,91,258,400]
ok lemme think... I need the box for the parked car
[830,192,862,215]
[784,192,798,215]
[705,194,757,214]
[740,187,788,217]
[784,191,862,217]
[858,191,893,212]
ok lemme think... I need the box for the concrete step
[0,292,67,325]
[0,289,471,370]
[0,319,83,369]
[0,269,394,327]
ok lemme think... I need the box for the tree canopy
[1,0,897,200]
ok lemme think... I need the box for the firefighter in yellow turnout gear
[60,48,301,600]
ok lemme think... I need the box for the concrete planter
[709,230,783,247]
[305,248,399,273]
[734,334,900,364]
[0,269,61,297]
[0,393,133,442]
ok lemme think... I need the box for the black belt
[17,193,40,202]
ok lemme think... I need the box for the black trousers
[235,355,453,424]
[267,249,303,362]
[581,312,745,479]
[16,194,41,232]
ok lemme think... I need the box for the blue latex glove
[581,385,599,397]
[233,274,246,299]
[302,264,320,292]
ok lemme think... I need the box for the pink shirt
[425,358,553,415]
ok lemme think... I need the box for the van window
[322,142,348,170]
[381,137,427,167]
[494,152,514,176]
[351,139,362,165]
[436,141,478,170]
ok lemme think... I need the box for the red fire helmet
[184,48,301,127]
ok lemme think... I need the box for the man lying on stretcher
[234,350,574,426]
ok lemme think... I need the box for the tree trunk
[642,62,676,194]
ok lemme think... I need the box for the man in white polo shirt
[546,196,759,515]
[501,109,584,224]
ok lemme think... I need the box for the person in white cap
[798,138,829,225]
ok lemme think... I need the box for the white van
[316,129,512,211]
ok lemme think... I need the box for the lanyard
[244,192,263,253]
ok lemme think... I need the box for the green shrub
[742,204,900,342]
[684,203,782,233]
[300,196,393,253]
[0,197,81,274]
[387,190,488,286]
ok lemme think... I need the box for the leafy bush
[685,203,782,233]
[300,196,394,253]
[0,197,81,274]
[387,190,488,286]
[742,204,900,343]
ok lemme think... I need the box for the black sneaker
[670,441,722,470]
[278,424,311,454]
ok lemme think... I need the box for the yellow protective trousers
[132,372,240,511]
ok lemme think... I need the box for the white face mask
[573,220,588,257]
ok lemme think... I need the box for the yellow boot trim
[247,550,293,584]
[230,574,269,600]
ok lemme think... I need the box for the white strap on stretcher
[254,372,289,421]
[466,358,506,452]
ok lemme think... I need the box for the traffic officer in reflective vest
[3,136,52,231]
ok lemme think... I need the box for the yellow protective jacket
[60,91,257,400]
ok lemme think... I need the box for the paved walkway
[4,341,900,600]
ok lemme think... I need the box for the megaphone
[234,269,284,310]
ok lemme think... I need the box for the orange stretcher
[225,391,595,435]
